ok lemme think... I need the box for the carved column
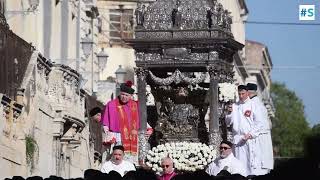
[134,67,149,164]
[207,64,222,156]
[226,62,234,143]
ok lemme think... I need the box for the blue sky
[245,0,320,126]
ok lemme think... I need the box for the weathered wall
[0,51,95,179]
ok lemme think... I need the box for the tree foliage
[271,82,310,157]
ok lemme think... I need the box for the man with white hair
[101,81,153,165]
[158,157,176,180]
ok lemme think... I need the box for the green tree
[271,82,310,157]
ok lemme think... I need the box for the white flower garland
[145,142,216,172]
[218,83,237,102]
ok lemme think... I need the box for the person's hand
[243,133,252,140]
[110,137,116,144]
[103,126,109,134]
[103,137,116,146]
[241,134,249,142]
[146,128,153,136]
[241,136,248,142]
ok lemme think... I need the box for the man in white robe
[206,141,247,177]
[247,83,274,173]
[101,145,136,176]
[228,85,266,176]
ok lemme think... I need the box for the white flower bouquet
[218,83,237,102]
[145,142,216,172]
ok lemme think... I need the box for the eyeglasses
[161,165,170,168]
[219,146,231,150]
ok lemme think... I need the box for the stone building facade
[0,12,100,179]
[2,0,103,94]
[245,40,275,120]
[0,52,95,179]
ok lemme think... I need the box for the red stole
[116,99,138,154]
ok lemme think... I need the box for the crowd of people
[90,81,276,179]
[4,135,320,179]
[7,81,319,180]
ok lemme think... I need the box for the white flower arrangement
[218,83,237,102]
[145,142,216,172]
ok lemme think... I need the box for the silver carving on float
[140,0,233,31]
[134,67,148,82]
[149,70,206,85]
[134,0,233,40]
[127,0,244,155]
[209,51,219,61]
[138,131,150,163]
[190,53,209,61]
[208,130,222,157]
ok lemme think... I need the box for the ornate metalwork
[141,0,222,30]
[208,130,222,157]
[207,63,234,83]
[174,30,210,39]
[209,51,219,61]
[129,0,243,148]
[135,52,145,61]
[145,53,162,61]
[226,65,235,83]
[155,116,196,141]
[169,103,199,126]
[224,10,232,32]
[154,88,200,142]
[135,31,173,40]
[135,2,146,28]
[172,0,182,28]
[137,51,217,62]
[163,48,190,60]
[149,69,206,85]
[207,65,220,80]
[135,29,231,40]
[190,53,208,61]
[136,0,232,32]
[133,0,235,40]
[0,8,8,28]
[138,131,150,162]
[134,67,148,81]
[227,130,233,142]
